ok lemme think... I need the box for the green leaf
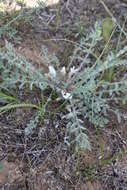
[0,91,18,102]
[0,103,41,114]
[103,67,115,82]
[102,18,115,42]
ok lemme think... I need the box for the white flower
[48,65,56,78]
[69,66,79,78]
[61,90,72,100]
[60,66,66,76]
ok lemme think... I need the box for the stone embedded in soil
[24,0,59,7]
[0,160,24,185]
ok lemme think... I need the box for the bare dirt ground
[0,0,127,189]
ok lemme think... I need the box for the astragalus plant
[0,22,127,152]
